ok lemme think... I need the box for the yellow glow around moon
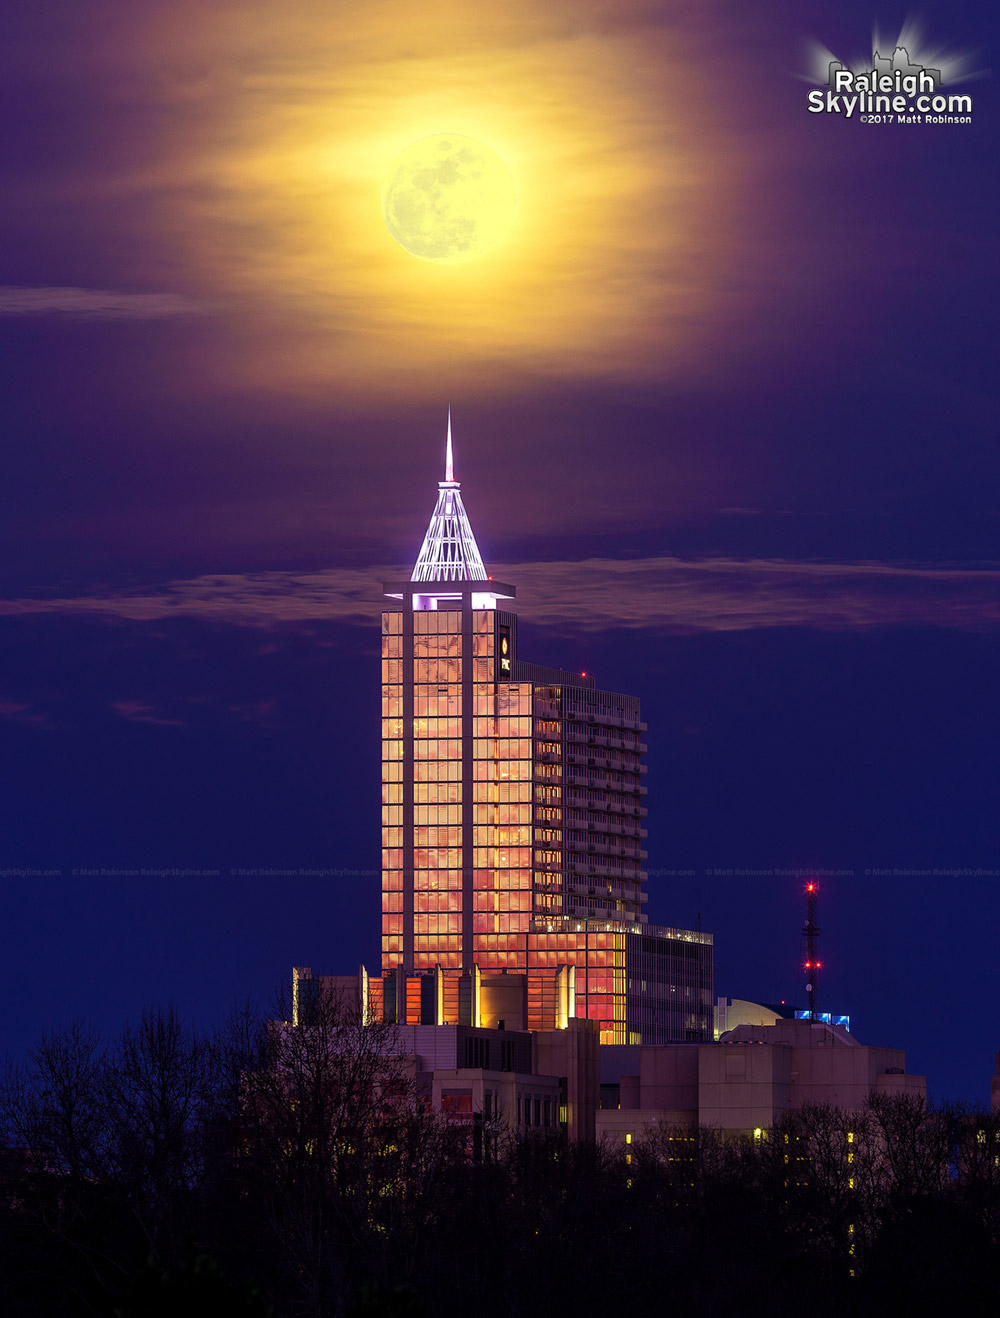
[144,0,751,401]
[380,134,516,264]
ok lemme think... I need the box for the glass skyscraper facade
[380,421,712,1043]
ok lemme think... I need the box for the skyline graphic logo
[801,21,983,125]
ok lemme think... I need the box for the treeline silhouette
[1,996,998,1317]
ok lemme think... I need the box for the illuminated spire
[411,412,487,582]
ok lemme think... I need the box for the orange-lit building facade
[380,420,712,1044]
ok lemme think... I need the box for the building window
[441,1090,473,1115]
[465,1036,490,1069]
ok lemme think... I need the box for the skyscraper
[379,416,712,1043]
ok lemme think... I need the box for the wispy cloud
[0,287,205,319]
[110,700,186,727]
[0,697,49,727]
[510,558,1000,633]
[1,557,996,634]
[112,0,760,399]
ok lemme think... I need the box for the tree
[233,983,462,1317]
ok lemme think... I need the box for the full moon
[380,134,516,264]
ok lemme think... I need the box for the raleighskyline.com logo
[801,21,983,125]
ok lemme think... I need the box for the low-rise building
[290,968,924,1147]
[291,967,598,1141]
[598,1017,926,1144]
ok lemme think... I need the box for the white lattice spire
[410,411,488,583]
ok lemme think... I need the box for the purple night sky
[0,0,997,1102]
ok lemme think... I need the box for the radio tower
[802,881,820,1020]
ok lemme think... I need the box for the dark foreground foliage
[1,1000,998,1317]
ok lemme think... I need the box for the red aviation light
[806,882,816,892]
[804,961,812,969]
[581,671,587,677]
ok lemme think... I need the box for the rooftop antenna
[802,881,820,1020]
[445,405,454,483]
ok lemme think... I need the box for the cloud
[109,700,186,726]
[0,287,205,319]
[0,697,49,727]
[0,557,996,635]
[508,557,1000,633]
[111,0,761,399]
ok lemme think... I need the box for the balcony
[584,750,634,764]
[570,836,647,862]
[562,812,647,839]
[566,714,647,733]
[566,857,646,880]
[564,728,646,753]
[563,768,646,791]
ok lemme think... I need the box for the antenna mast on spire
[445,406,454,483]
[802,881,820,1020]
